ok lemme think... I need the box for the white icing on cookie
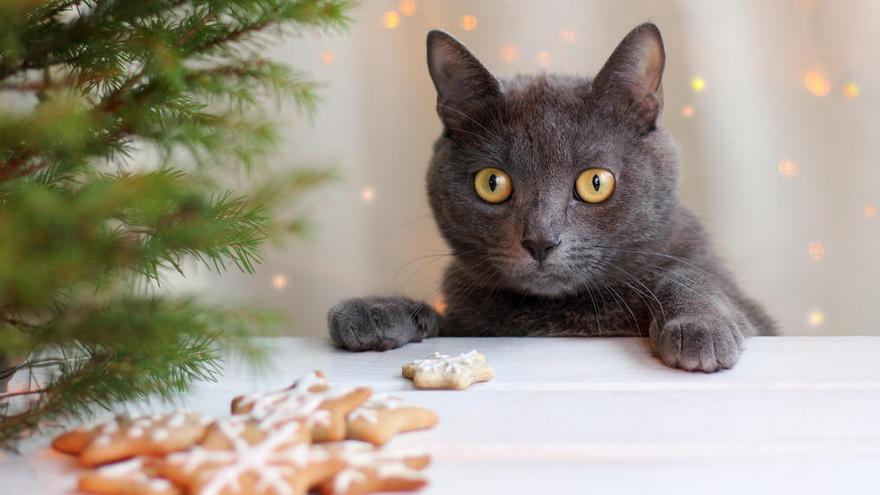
[167,412,187,428]
[235,372,353,428]
[150,428,169,442]
[411,350,482,374]
[95,457,175,490]
[167,420,320,495]
[330,442,426,493]
[348,395,402,424]
[97,457,145,476]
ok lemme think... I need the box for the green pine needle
[0,0,352,447]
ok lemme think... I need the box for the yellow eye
[474,167,512,203]
[575,168,615,203]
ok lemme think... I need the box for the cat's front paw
[327,296,439,352]
[649,315,746,372]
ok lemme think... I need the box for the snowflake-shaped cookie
[230,371,371,442]
[161,418,343,495]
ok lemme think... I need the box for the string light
[559,29,576,44]
[808,241,825,261]
[680,105,695,118]
[460,15,478,31]
[777,158,798,178]
[536,51,551,68]
[320,51,335,65]
[383,11,400,29]
[398,0,416,16]
[865,202,877,219]
[807,309,825,327]
[360,186,376,203]
[804,71,830,96]
[843,82,860,99]
[690,76,706,93]
[271,274,288,290]
[500,43,519,63]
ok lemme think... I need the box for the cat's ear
[427,30,501,130]
[592,23,665,132]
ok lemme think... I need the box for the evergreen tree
[0,0,351,447]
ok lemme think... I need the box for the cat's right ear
[427,30,501,130]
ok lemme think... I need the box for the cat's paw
[649,315,746,372]
[327,296,439,352]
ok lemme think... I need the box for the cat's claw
[649,316,745,372]
[327,296,439,352]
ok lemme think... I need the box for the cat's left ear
[592,23,665,132]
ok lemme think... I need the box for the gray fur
[327,23,775,372]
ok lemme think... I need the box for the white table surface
[3,336,880,494]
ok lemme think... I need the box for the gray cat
[327,23,775,372]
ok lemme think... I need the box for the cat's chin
[510,270,582,298]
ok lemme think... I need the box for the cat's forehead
[500,74,591,121]
[492,74,610,160]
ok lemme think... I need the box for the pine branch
[1,297,275,446]
[1,0,353,448]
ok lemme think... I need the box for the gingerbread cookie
[52,425,94,455]
[345,395,438,446]
[161,418,343,495]
[78,457,179,495]
[318,442,430,495]
[402,350,494,390]
[53,412,209,467]
[231,371,371,442]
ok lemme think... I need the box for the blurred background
[172,0,880,337]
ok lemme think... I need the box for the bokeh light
[500,43,519,63]
[865,202,877,219]
[777,158,798,178]
[807,309,825,327]
[536,51,551,68]
[383,11,400,29]
[559,29,576,44]
[272,274,288,290]
[690,76,706,93]
[843,82,860,99]
[460,15,478,31]
[320,51,335,65]
[808,241,825,261]
[804,71,831,96]
[398,0,416,16]
[433,295,448,315]
[360,186,376,203]
[681,105,695,118]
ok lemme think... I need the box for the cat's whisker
[593,246,718,280]
[600,260,667,326]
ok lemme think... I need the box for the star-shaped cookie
[230,371,371,442]
[316,441,430,495]
[402,350,495,390]
[345,395,438,446]
[52,412,209,467]
[161,418,343,495]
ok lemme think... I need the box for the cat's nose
[522,238,560,264]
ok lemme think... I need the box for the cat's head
[426,23,681,297]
